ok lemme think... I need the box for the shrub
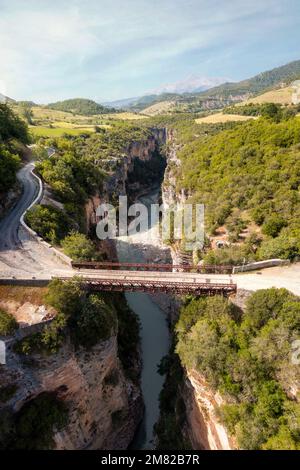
[257,228,300,260]
[61,231,97,261]
[25,204,72,244]
[261,215,286,237]
[243,288,294,331]
[69,294,117,349]
[0,309,18,336]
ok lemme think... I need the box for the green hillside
[197,59,300,99]
[148,110,300,263]
[47,98,115,116]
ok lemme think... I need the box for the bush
[69,294,117,348]
[257,228,300,260]
[61,231,97,261]
[25,204,72,244]
[0,309,18,336]
[203,245,252,266]
[261,215,286,237]
[243,288,294,331]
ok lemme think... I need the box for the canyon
[1,126,256,451]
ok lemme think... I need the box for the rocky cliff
[0,295,143,450]
[182,370,236,450]
[104,127,167,200]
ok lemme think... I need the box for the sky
[0,0,299,103]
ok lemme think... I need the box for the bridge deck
[0,268,237,296]
[69,277,236,296]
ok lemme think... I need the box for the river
[115,187,171,450]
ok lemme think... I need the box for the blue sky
[0,0,299,103]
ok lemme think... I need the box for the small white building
[291,80,300,105]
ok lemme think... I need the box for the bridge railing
[71,261,233,274]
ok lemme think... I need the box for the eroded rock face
[183,369,236,450]
[0,305,143,450]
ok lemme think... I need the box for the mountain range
[104,59,300,112]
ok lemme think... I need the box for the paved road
[0,163,68,277]
[0,163,38,250]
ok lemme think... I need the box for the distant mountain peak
[152,75,232,95]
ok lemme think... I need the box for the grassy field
[195,113,257,124]
[29,126,94,137]
[12,104,148,139]
[240,86,293,106]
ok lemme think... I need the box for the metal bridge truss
[60,277,237,296]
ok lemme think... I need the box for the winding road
[0,163,39,250]
[0,163,69,277]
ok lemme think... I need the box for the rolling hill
[47,98,116,115]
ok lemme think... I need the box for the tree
[243,288,294,331]
[261,215,286,237]
[25,204,72,244]
[69,294,117,348]
[20,103,33,125]
[0,146,21,193]
[0,309,18,335]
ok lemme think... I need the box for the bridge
[67,262,237,295]
[0,265,237,296]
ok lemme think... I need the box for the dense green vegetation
[224,102,298,120]
[0,392,68,449]
[0,308,18,336]
[61,231,98,261]
[0,104,29,194]
[47,98,115,115]
[25,204,73,244]
[0,104,29,143]
[155,113,300,261]
[176,289,300,449]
